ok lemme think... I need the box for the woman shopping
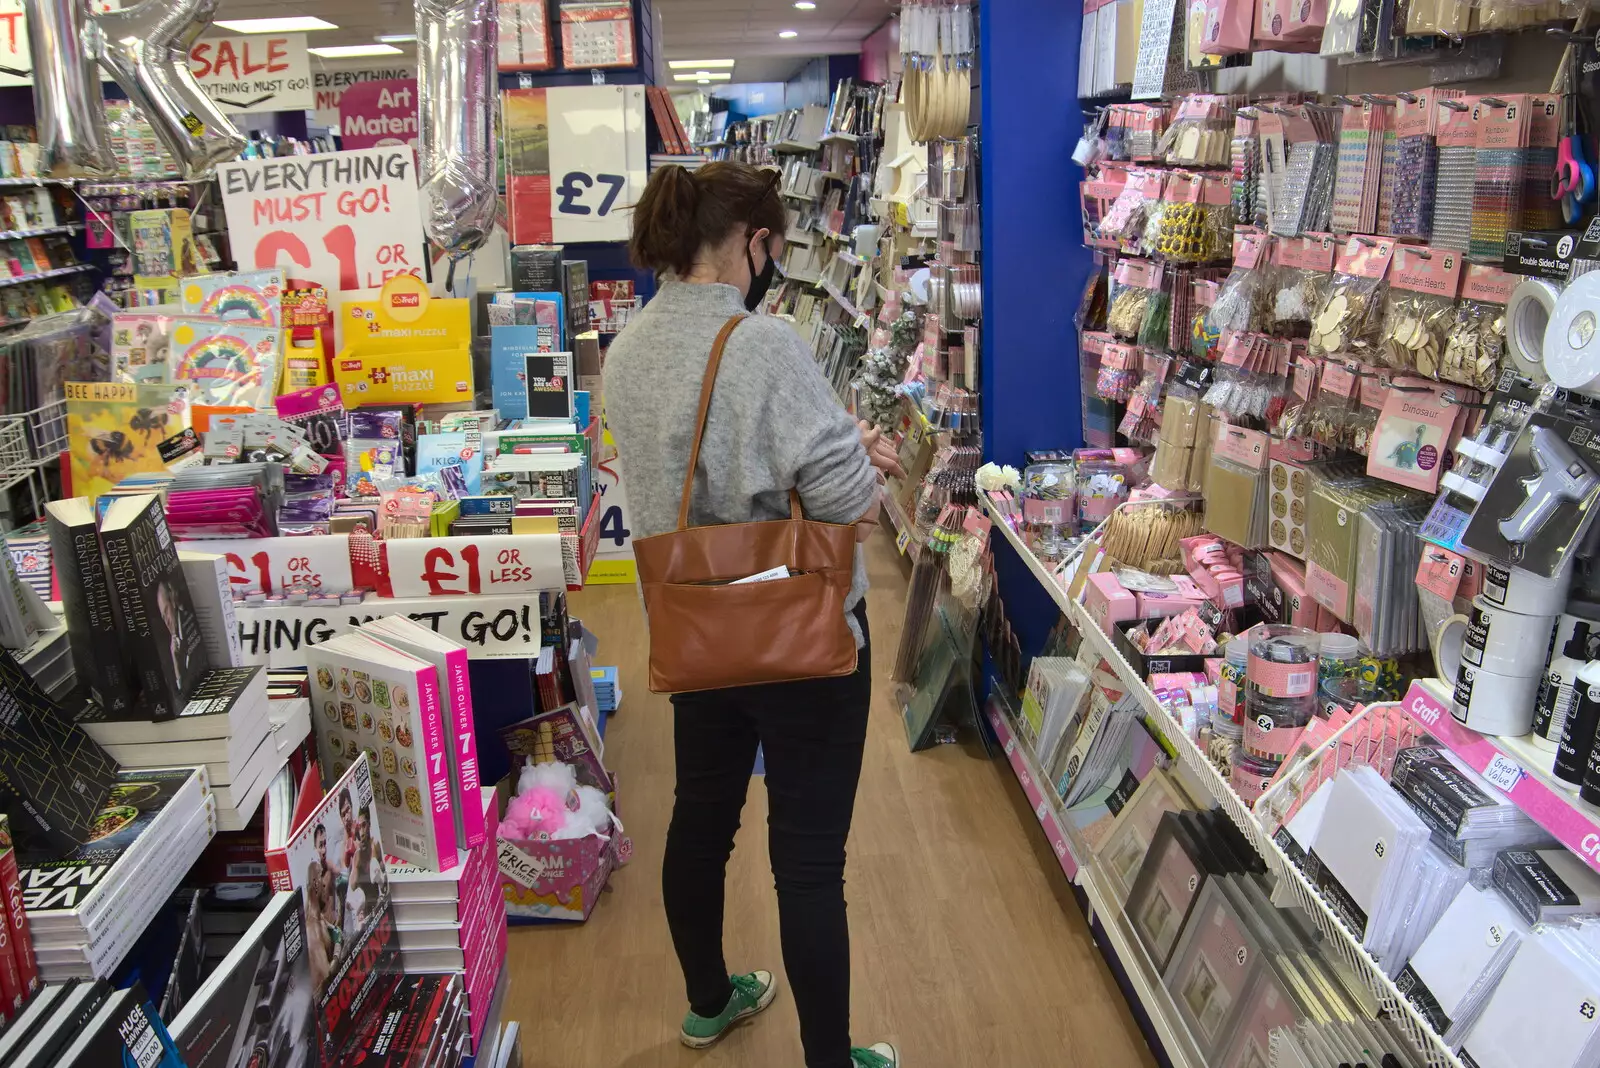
[603,160,905,1068]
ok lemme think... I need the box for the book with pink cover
[359,616,486,849]
[306,634,458,872]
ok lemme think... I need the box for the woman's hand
[858,420,907,480]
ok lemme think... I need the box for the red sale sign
[339,79,420,151]
[215,146,425,294]
[177,535,354,595]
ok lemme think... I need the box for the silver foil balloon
[417,0,499,259]
[95,0,246,180]
[25,0,114,177]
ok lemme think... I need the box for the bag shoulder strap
[677,314,748,530]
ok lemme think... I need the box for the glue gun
[1498,425,1599,543]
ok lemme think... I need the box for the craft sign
[234,594,546,667]
[216,146,425,294]
[384,534,566,598]
[189,34,314,113]
[177,535,354,595]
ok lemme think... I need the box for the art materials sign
[503,84,647,245]
[217,146,425,294]
[234,594,548,667]
[338,79,419,151]
[176,535,354,595]
[189,34,313,113]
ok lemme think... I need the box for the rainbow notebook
[179,268,286,324]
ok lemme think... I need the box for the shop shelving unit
[1400,678,1600,877]
[979,490,1468,1068]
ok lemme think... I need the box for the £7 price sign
[555,172,626,217]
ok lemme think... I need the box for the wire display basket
[22,399,66,462]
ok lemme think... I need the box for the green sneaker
[852,1043,900,1067]
[678,970,779,1048]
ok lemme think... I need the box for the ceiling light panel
[213,16,339,32]
[307,44,403,57]
[667,59,735,69]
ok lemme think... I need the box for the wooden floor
[506,531,1157,1068]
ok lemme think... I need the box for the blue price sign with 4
[556,171,625,216]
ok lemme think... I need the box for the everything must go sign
[216,147,426,294]
[233,594,551,667]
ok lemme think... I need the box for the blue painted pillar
[979,0,1093,656]
[978,0,1089,466]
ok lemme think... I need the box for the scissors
[1552,49,1595,225]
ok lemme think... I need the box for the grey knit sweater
[602,281,879,644]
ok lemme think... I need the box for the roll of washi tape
[1544,271,1600,395]
[1506,277,1562,383]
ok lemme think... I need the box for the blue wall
[979,0,1091,656]
[711,83,788,117]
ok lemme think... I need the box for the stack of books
[388,788,509,1056]
[44,494,209,722]
[76,667,297,832]
[13,624,71,703]
[0,978,184,1066]
[303,618,487,874]
[20,767,215,981]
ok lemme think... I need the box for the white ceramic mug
[1477,560,1572,617]
[1459,597,1558,676]
[1452,663,1542,736]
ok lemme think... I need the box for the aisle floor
[507,531,1157,1068]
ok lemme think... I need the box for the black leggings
[663,605,872,1068]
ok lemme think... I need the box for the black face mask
[744,242,776,312]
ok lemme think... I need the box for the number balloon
[24,0,115,177]
[416,0,499,261]
[94,0,246,180]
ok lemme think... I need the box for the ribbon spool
[1543,271,1600,395]
[1506,277,1562,383]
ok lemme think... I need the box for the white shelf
[0,262,94,288]
[0,224,82,240]
[1402,678,1600,877]
[822,280,867,326]
[979,490,1466,1068]
[771,139,821,153]
[985,697,1206,1068]
[820,131,860,144]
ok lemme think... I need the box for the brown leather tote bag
[633,314,860,694]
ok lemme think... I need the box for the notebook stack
[1458,922,1600,1068]
[76,666,300,832]
[590,665,620,714]
[1396,881,1533,1046]
[387,787,508,1056]
[1294,765,1470,978]
[1390,745,1556,869]
[20,767,215,981]
[1016,655,1094,775]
